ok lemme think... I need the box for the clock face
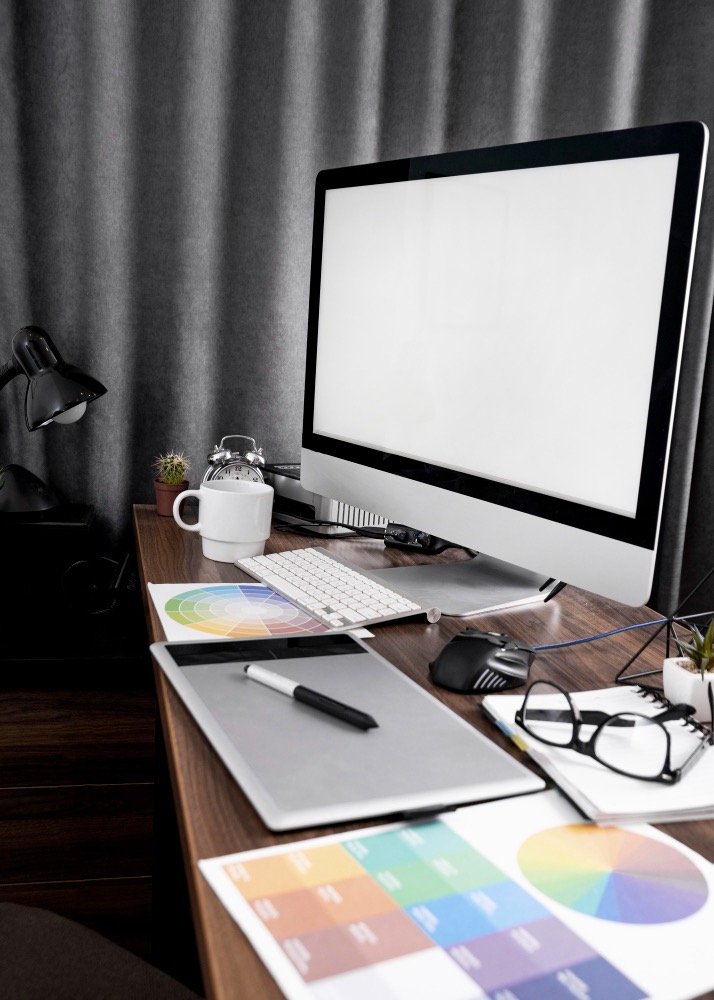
[209,463,264,483]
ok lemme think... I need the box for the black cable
[274,519,386,539]
[275,519,464,553]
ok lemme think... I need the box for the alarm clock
[202,435,266,483]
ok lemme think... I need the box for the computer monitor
[301,122,708,614]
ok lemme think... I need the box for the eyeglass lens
[522,682,574,746]
[521,681,691,780]
[594,714,668,778]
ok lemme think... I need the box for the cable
[535,612,714,652]
[275,519,465,554]
[274,520,386,539]
[534,618,667,650]
[61,556,120,615]
[383,524,458,554]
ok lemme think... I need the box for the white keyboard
[235,547,441,630]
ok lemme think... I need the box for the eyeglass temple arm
[522,705,695,727]
[521,708,609,725]
[650,703,699,724]
[518,708,575,725]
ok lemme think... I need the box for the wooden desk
[133,504,714,1000]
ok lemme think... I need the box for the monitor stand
[369,553,562,617]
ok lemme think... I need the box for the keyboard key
[342,609,367,623]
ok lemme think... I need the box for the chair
[0,903,203,999]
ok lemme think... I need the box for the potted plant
[153,451,190,517]
[663,618,714,722]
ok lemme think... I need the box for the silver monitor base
[370,553,561,617]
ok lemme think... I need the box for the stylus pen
[244,664,378,730]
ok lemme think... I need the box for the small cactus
[153,451,190,485]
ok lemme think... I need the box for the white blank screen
[313,155,679,517]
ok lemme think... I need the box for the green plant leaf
[677,618,714,678]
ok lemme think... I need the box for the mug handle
[173,489,202,531]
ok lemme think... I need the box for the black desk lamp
[0,325,107,514]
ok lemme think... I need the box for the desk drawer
[0,784,154,883]
[0,687,155,787]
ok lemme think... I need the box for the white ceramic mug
[173,479,274,562]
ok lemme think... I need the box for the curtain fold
[1,0,713,612]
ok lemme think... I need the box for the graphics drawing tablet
[150,632,544,831]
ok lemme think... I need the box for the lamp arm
[0,358,21,392]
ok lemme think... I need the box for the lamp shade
[11,326,107,430]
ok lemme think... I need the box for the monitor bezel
[302,122,706,549]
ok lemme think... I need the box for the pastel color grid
[222,821,656,998]
[163,584,328,638]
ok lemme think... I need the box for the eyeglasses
[514,680,714,784]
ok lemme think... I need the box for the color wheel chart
[518,825,708,925]
[148,583,329,640]
[200,792,714,1000]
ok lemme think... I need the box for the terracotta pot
[154,480,189,517]
[662,656,714,723]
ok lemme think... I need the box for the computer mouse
[428,629,535,693]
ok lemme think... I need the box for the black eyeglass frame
[515,680,714,784]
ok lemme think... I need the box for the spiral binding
[635,683,714,744]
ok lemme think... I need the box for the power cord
[533,618,667,650]
[535,610,714,652]
[61,555,122,615]
[274,520,385,539]
[275,519,464,554]
[383,524,460,554]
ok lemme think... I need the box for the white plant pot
[662,657,714,723]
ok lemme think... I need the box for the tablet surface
[151,633,544,830]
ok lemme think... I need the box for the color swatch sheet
[199,790,714,1000]
[148,582,328,641]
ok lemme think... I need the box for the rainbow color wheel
[163,584,329,638]
[518,824,708,924]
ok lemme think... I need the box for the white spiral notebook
[482,685,714,824]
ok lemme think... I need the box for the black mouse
[429,629,535,693]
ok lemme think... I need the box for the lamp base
[0,464,60,514]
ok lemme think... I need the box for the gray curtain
[1,0,714,613]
